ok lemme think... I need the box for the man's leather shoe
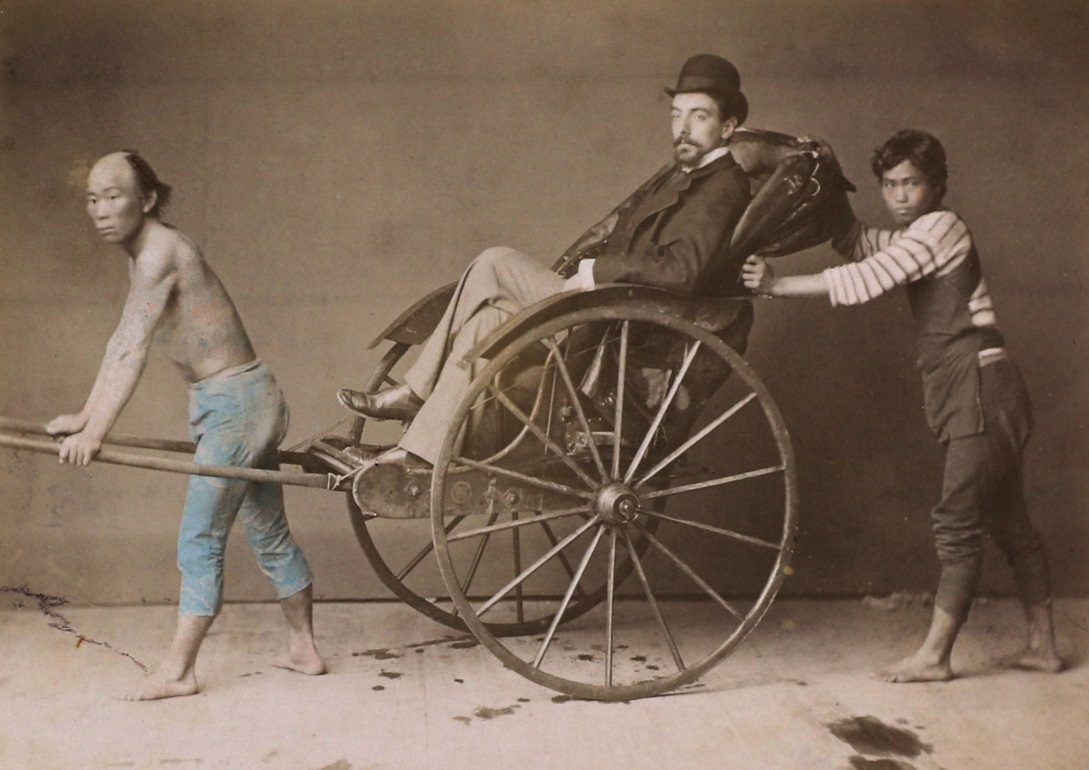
[337,383,424,421]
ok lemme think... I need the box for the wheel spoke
[543,337,610,483]
[621,528,685,672]
[537,518,588,597]
[611,321,629,481]
[488,384,598,489]
[396,514,468,581]
[512,511,525,623]
[636,508,782,551]
[459,510,501,605]
[452,455,595,500]
[604,527,618,685]
[640,464,784,501]
[477,354,556,466]
[447,505,591,543]
[630,521,745,622]
[476,515,601,616]
[634,391,758,489]
[541,351,561,455]
[623,341,702,485]
[533,525,606,668]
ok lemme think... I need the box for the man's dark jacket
[592,152,752,297]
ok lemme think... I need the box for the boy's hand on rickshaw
[742,255,777,296]
[46,412,88,438]
[57,430,103,466]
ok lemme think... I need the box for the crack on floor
[2,585,149,672]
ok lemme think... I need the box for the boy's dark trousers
[930,358,1052,620]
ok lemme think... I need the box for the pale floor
[0,598,1086,770]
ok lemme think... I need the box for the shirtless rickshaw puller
[47,151,325,700]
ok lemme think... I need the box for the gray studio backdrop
[1,0,1085,605]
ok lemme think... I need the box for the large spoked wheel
[431,303,797,700]
[347,340,654,637]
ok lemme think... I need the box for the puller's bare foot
[999,646,1063,673]
[873,654,954,683]
[119,670,200,701]
[273,645,327,676]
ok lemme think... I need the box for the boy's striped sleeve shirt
[823,210,991,324]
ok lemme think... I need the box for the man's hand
[46,413,88,437]
[742,255,777,296]
[58,430,103,466]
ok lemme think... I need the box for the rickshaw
[1,129,852,700]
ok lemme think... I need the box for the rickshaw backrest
[728,128,855,261]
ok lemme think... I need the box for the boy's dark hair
[121,150,172,217]
[870,129,948,196]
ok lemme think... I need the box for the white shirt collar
[682,145,732,173]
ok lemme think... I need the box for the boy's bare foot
[999,647,1064,673]
[1002,601,1063,673]
[273,646,327,676]
[873,654,954,683]
[119,671,200,701]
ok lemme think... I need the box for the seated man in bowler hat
[338,54,756,469]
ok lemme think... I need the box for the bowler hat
[665,54,748,125]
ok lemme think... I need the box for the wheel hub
[595,483,640,525]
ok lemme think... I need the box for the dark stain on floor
[378,670,403,679]
[372,685,385,691]
[312,761,352,770]
[551,695,573,703]
[406,635,459,649]
[848,757,916,770]
[353,647,401,660]
[577,653,596,661]
[448,639,478,649]
[475,705,517,720]
[827,716,932,759]
[453,703,523,724]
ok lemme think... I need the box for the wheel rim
[431,305,797,699]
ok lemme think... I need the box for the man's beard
[673,140,707,167]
